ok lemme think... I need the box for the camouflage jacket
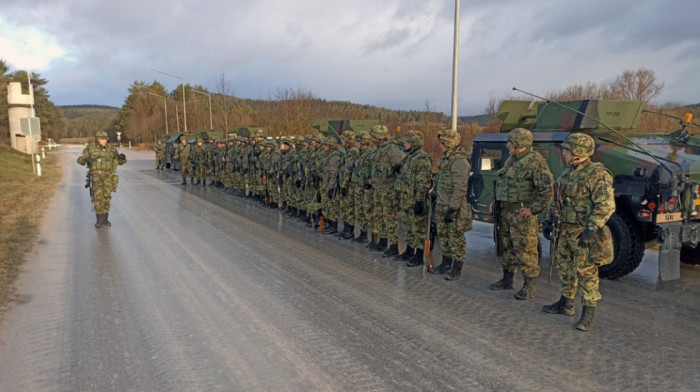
[77,142,126,173]
[154,144,165,158]
[394,147,433,203]
[174,143,192,161]
[435,146,471,209]
[324,149,343,190]
[495,148,553,215]
[351,147,375,187]
[370,140,404,190]
[339,146,360,189]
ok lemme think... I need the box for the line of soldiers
[160,127,614,331]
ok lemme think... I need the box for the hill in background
[60,105,119,140]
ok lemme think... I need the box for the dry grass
[0,144,62,309]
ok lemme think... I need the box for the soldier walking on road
[174,137,193,185]
[77,131,127,227]
[541,133,615,331]
[429,129,472,281]
[154,140,165,170]
[490,128,553,299]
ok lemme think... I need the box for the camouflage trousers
[373,188,399,243]
[338,190,355,227]
[156,155,164,168]
[321,186,340,221]
[360,187,376,234]
[267,178,280,205]
[92,172,115,214]
[555,224,603,307]
[195,163,207,182]
[180,158,193,180]
[435,201,472,262]
[403,208,428,250]
[497,205,540,278]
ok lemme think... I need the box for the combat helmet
[404,130,425,149]
[370,125,389,140]
[254,128,265,138]
[95,130,108,140]
[562,133,595,157]
[439,129,461,148]
[507,128,533,148]
[358,131,372,145]
[341,130,356,142]
[310,133,324,143]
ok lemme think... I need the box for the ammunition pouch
[494,178,535,203]
[560,204,591,226]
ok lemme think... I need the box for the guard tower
[7,81,40,154]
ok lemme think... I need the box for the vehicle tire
[599,212,645,279]
[680,244,700,265]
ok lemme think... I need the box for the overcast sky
[2,0,699,115]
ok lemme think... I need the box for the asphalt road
[0,146,698,392]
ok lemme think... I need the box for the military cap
[370,125,389,139]
[95,130,108,140]
[404,130,425,148]
[310,133,324,143]
[439,129,461,148]
[507,128,533,148]
[358,131,372,143]
[341,130,356,141]
[562,133,596,157]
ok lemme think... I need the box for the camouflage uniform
[304,134,325,224]
[369,125,405,256]
[393,130,433,265]
[193,139,208,185]
[430,129,472,281]
[320,137,343,234]
[491,128,553,299]
[542,133,615,331]
[154,141,165,169]
[256,139,271,200]
[351,133,375,243]
[77,131,127,227]
[266,142,282,207]
[174,139,194,184]
[206,139,217,185]
[337,131,360,239]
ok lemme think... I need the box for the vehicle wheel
[680,244,700,265]
[599,212,645,279]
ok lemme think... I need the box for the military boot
[202,180,207,187]
[371,237,388,252]
[576,306,596,331]
[181,179,187,185]
[94,213,102,228]
[322,220,338,234]
[382,243,399,258]
[341,225,355,240]
[445,259,464,281]
[489,269,515,290]
[195,179,200,185]
[406,248,424,267]
[429,257,452,274]
[353,230,368,243]
[368,234,382,251]
[103,213,111,226]
[542,296,575,316]
[190,177,194,184]
[514,277,537,300]
[394,246,414,261]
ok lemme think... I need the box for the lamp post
[450,0,461,131]
[152,69,187,133]
[190,89,213,130]
[146,91,169,135]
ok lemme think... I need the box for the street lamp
[145,91,169,135]
[450,0,461,131]
[152,69,187,133]
[190,89,213,130]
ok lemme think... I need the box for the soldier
[321,136,343,234]
[541,133,615,331]
[429,129,472,281]
[336,131,359,239]
[352,132,375,244]
[154,140,165,170]
[489,128,553,299]
[394,130,433,266]
[77,130,127,227]
[174,137,194,185]
[193,138,208,186]
[266,140,282,208]
[305,133,325,227]
[368,125,405,257]
[206,138,217,186]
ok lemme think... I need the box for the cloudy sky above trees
[1,0,699,115]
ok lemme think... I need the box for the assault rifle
[493,189,505,258]
[548,182,562,284]
[84,160,95,207]
[424,188,435,272]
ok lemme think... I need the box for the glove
[340,187,348,197]
[413,200,424,215]
[430,192,437,204]
[118,153,126,160]
[392,163,402,173]
[348,164,355,172]
[362,184,372,191]
[295,179,301,188]
[84,157,94,163]
[444,207,455,223]
[542,221,553,241]
[577,227,596,247]
[327,189,334,199]
[243,168,249,174]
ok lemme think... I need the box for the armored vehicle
[468,99,700,281]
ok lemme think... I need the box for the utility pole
[450,0,461,131]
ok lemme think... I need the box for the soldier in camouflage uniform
[321,136,343,234]
[305,133,325,227]
[77,130,127,227]
[266,141,282,208]
[223,139,236,191]
[206,138,217,185]
[174,137,194,185]
[352,132,375,244]
[233,137,248,196]
[193,138,208,186]
[256,139,271,203]
[490,128,553,299]
[336,131,360,239]
[393,130,433,266]
[214,140,227,187]
[541,133,615,331]
[154,140,165,170]
[368,125,405,257]
[429,129,472,281]
[278,139,293,209]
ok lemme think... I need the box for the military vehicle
[313,118,379,138]
[468,99,700,281]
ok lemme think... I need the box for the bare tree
[610,68,664,102]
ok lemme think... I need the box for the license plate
[656,212,682,223]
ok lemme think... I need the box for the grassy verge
[0,144,62,310]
